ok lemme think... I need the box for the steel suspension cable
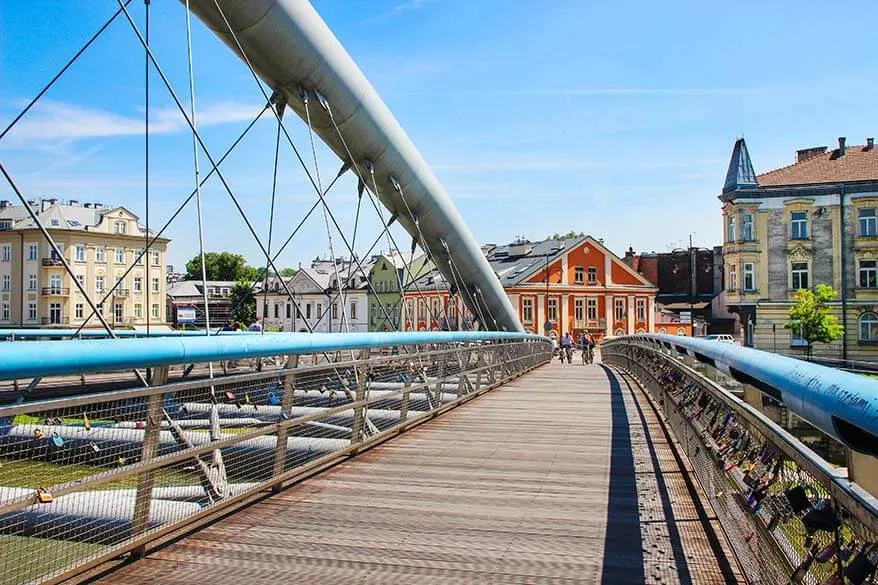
[75,103,271,334]
[261,100,285,335]
[144,0,151,335]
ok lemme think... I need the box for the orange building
[403,235,658,340]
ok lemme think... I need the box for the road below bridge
[93,360,743,584]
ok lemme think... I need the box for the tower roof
[722,138,758,194]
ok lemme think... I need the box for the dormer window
[115,220,127,234]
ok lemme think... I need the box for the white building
[256,258,373,333]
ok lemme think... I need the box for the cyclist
[560,332,574,364]
[581,330,595,364]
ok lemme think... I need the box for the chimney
[867,138,875,151]
[41,199,51,212]
[68,199,78,207]
[0,200,8,209]
[93,202,103,210]
[796,146,827,163]
[838,136,846,157]
[83,203,92,208]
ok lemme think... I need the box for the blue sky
[1,0,876,269]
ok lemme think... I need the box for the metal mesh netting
[0,339,549,585]
[605,343,878,585]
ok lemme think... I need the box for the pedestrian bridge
[0,333,875,585]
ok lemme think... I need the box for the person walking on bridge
[560,332,574,364]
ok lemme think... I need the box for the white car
[703,334,735,344]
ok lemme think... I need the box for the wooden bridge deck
[93,361,744,585]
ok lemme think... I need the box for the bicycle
[581,346,594,365]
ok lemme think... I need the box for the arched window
[859,312,878,341]
[614,328,625,336]
[658,327,667,333]
[677,328,687,336]
[636,328,646,334]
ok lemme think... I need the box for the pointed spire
[722,138,758,193]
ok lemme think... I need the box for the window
[273,303,280,319]
[316,303,322,319]
[728,264,737,291]
[27,244,38,261]
[28,303,37,321]
[587,267,597,284]
[727,216,736,242]
[332,303,339,320]
[791,262,809,289]
[286,303,291,319]
[136,249,145,265]
[134,304,142,319]
[860,260,878,288]
[75,274,84,288]
[587,298,598,321]
[151,251,160,266]
[574,266,584,283]
[50,219,59,227]
[1,275,9,291]
[742,213,754,241]
[48,302,61,324]
[521,297,534,322]
[0,220,10,230]
[49,274,62,291]
[789,322,807,347]
[859,312,878,342]
[547,297,558,321]
[114,220,127,234]
[75,303,84,319]
[75,245,86,262]
[151,304,160,319]
[95,246,105,263]
[115,248,125,264]
[574,298,584,321]
[614,298,625,322]
[306,304,312,319]
[351,301,358,320]
[636,298,646,321]
[859,208,877,237]
[790,211,809,240]
[1,302,9,321]
[95,276,105,292]
[133,277,142,292]
[151,277,159,293]
[1,244,11,262]
[28,273,37,291]
[114,303,123,322]
[743,262,756,291]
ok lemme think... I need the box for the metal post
[398,359,414,422]
[272,354,298,491]
[350,349,369,450]
[131,366,166,557]
[433,350,447,410]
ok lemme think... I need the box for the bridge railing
[0,332,551,585]
[604,335,878,585]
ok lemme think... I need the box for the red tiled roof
[758,145,878,187]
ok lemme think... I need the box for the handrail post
[399,358,413,422]
[131,365,167,557]
[272,354,298,492]
[433,349,447,410]
[350,349,370,451]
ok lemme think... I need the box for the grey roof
[411,236,586,291]
[0,200,158,236]
[167,280,237,298]
[722,138,758,194]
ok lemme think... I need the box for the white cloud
[361,0,439,25]
[1,100,263,146]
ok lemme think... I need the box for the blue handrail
[609,334,878,455]
[0,331,548,380]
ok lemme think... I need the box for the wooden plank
[92,361,744,584]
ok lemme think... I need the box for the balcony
[114,288,131,297]
[41,287,70,296]
[41,317,70,325]
[41,257,64,267]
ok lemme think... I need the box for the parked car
[703,334,735,344]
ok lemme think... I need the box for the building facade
[166,280,236,328]
[720,136,878,359]
[0,198,169,328]
[367,252,432,331]
[256,258,372,333]
[404,236,658,339]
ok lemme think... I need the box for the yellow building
[720,136,878,361]
[0,198,169,328]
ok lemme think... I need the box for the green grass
[0,535,105,585]
[0,458,201,491]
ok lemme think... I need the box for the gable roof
[722,138,758,194]
[757,143,878,187]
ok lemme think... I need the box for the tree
[228,279,257,326]
[546,231,585,241]
[280,267,297,277]
[785,284,844,357]
[185,252,248,281]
